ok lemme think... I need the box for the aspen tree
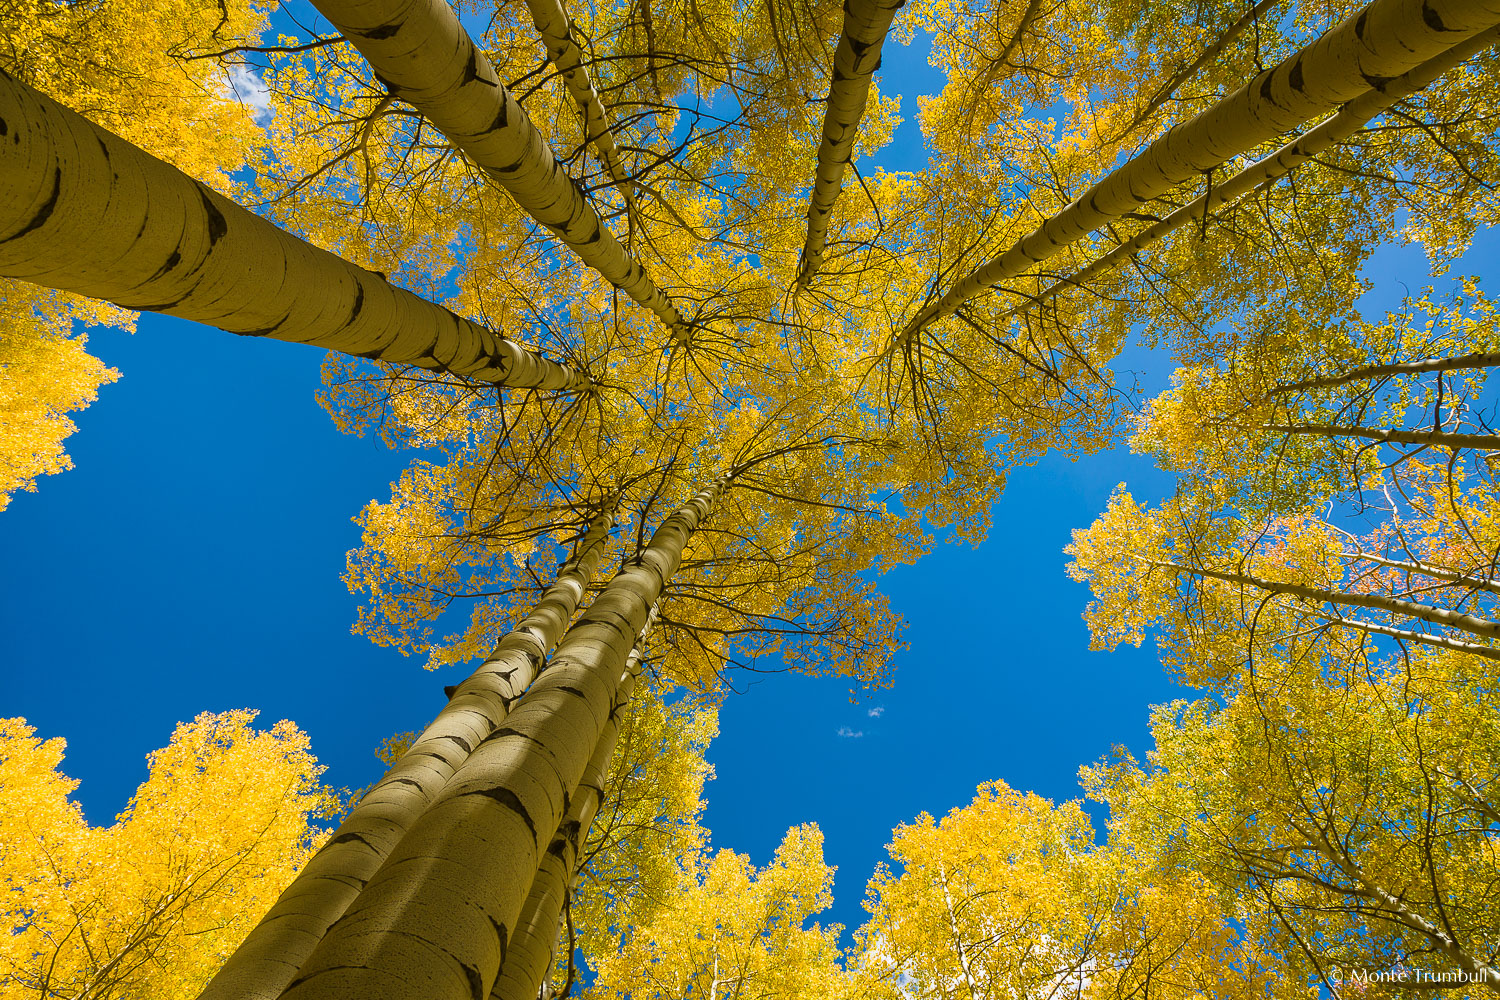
[555,685,716,991]
[1068,482,1500,686]
[1267,352,1500,394]
[0,283,119,509]
[280,479,725,1000]
[307,0,691,340]
[199,509,616,1000]
[585,825,862,1000]
[0,713,337,999]
[1132,285,1500,514]
[1255,422,1500,451]
[857,781,1279,999]
[489,620,653,1000]
[1019,24,1500,317]
[0,70,588,390]
[892,0,1500,345]
[521,0,639,206]
[798,0,906,285]
[0,0,266,505]
[1084,646,1500,991]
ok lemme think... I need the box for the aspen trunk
[0,68,585,391]
[1268,351,1500,396]
[1305,827,1500,990]
[1347,551,1500,597]
[523,0,638,204]
[894,0,1500,343]
[279,480,725,1000]
[198,511,615,1000]
[489,623,653,1000]
[309,0,689,341]
[1257,423,1500,451]
[937,862,981,996]
[1156,559,1500,641]
[797,0,905,285]
[1311,610,1500,662]
[1021,26,1500,315]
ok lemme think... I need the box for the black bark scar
[327,831,377,849]
[466,786,537,841]
[4,166,60,243]
[197,184,228,246]
[148,250,182,282]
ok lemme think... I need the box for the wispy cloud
[226,64,272,124]
[867,706,885,718]
[837,726,864,739]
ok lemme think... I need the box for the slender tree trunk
[1310,610,1500,661]
[1347,551,1500,597]
[1257,423,1500,451]
[1304,825,1500,990]
[490,616,655,1000]
[893,0,1500,344]
[1155,559,1500,641]
[198,510,615,1000]
[1018,26,1500,315]
[278,479,726,1000]
[1268,351,1500,396]
[797,0,905,286]
[937,862,981,996]
[309,0,690,341]
[523,0,639,207]
[0,68,585,391]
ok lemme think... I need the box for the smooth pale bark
[797,0,906,285]
[1348,551,1500,597]
[198,511,615,1000]
[1155,559,1500,641]
[309,0,690,341]
[523,0,638,207]
[1312,610,1500,661]
[280,480,725,1000]
[1019,26,1500,315]
[893,0,1500,344]
[1268,351,1500,396]
[1305,827,1500,990]
[937,862,982,996]
[0,68,585,390]
[1258,422,1500,451]
[490,625,653,1000]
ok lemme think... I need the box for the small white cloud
[837,726,864,739]
[867,706,885,718]
[226,64,272,124]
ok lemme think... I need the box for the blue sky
[4,18,1499,948]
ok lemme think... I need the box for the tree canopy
[2,0,1500,993]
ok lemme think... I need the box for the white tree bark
[523,0,639,206]
[310,0,691,341]
[0,68,586,390]
[1016,25,1500,316]
[797,0,906,285]
[489,616,654,1000]
[198,510,615,1000]
[279,480,726,1000]
[894,0,1500,344]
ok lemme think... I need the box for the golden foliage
[0,712,338,999]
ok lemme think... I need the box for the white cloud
[867,706,885,718]
[226,64,272,124]
[837,726,864,738]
